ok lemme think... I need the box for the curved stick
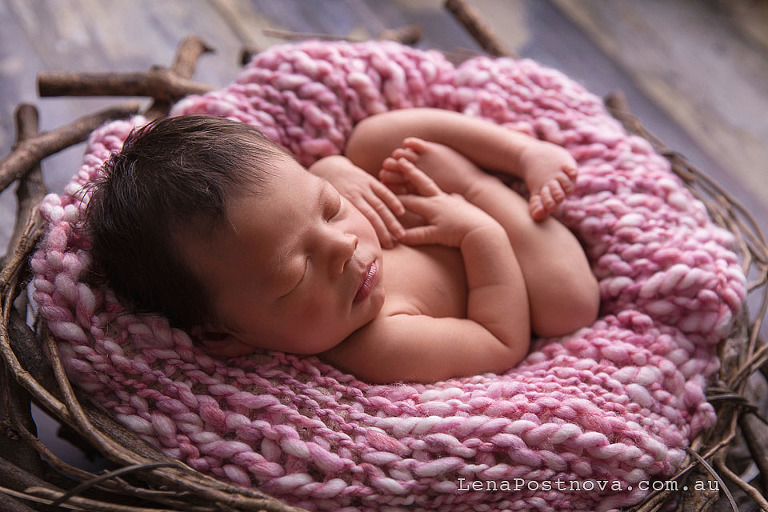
[0,103,140,194]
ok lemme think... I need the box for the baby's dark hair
[84,115,290,329]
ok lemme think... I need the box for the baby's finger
[372,180,405,214]
[356,200,397,248]
[372,182,406,223]
[397,193,432,215]
[396,158,441,197]
[398,225,440,246]
[379,168,416,196]
[381,158,407,177]
[378,168,409,188]
[370,195,406,239]
[385,184,411,196]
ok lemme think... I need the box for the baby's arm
[346,108,577,220]
[321,159,530,384]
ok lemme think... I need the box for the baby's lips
[353,261,379,304]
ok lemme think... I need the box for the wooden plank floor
[1,0,766,482]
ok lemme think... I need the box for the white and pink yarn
[31,41,746,512]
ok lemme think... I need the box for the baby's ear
[190,326,255,358]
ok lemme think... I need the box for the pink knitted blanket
[32,41,746,512]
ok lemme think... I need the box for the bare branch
[0,102,140,193]
[146,35,216,119]
[7,104,47,259]
[444,0,514,57]
[171,35,215,79]
[38,69,214,100]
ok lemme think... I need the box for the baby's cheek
[297,295,335,332]
[297,294,354,348]
[297,298,324,324]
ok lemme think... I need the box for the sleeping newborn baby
[85,108,599,384]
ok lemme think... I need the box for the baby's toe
[563,165,579,180]
[402,136,430,154]
[379,168,399,182]
[382,157,409,176]
[548,180,567,203]
[540,184,557,210]
[529,195,547,221]
[392,147,419,163]
[556,173,575,194]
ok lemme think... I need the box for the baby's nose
[331,233,358,276]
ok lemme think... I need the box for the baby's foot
[380,137,485,196]
[518,142,579,221]
[526,164,578,221]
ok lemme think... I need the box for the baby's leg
[385,138,599,338]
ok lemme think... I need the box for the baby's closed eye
[323,185,343,222]
[276,257,308,300]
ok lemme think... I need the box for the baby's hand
[309,156,405,248]
[517,141,579,221]
[389,157,499,248]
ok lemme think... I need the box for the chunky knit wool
[32,41,746,512]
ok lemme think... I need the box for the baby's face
[177,156,384,355]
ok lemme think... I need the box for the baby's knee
[533,271,600,338]
[568,275,600,329]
